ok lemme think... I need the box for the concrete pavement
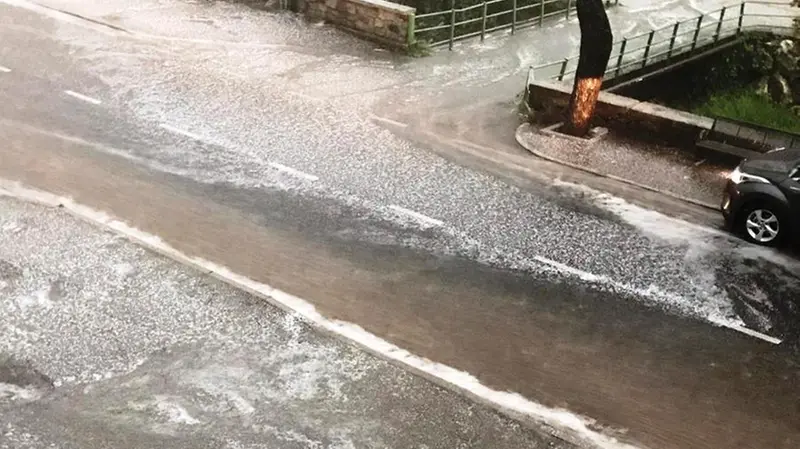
[1,1,800,449]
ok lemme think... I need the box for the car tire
[737,203,786,247]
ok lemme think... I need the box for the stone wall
[527,80,714,148]
[304,0,415,49]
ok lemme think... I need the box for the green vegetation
[618,33,800,134]
[407,40,432,57]
[692,89,800,134]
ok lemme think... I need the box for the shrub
[693,89,800,134]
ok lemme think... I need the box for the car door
[782,165,800,231]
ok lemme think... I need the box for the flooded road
[1,1,799,448]
[0,195,569,449]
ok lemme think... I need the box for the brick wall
[304,0,415,49]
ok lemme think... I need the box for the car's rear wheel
[738,205,784,246]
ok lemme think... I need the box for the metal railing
[414,0,619,50]
[708,115,800,150]
[527,1,797,84]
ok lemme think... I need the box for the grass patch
[692,89,800,134]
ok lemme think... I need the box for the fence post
[667,22,679,58]
[737,2,745,34]
[691,15,703,51]
[558,58,569,81]
[540,0,545,26]
[615,38,627,77]
[539,0,544,26]
[448,0,456,50]
[512,0,517,34]
[481,1,488,41]
[642,30,655,68]
[715,6,726,41]
[566,0,572,18]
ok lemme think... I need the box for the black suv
[722,148,800,246]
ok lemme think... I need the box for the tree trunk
[562,0,613,137]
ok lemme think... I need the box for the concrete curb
[515,122,720,212]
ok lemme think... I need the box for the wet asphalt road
[0,195,570,449]
[1,1,800,448]
[3,0,798,337]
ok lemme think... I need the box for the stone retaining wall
[304,0,415,49]
[527,80,714,147]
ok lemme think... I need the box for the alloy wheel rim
[745,209,780,243]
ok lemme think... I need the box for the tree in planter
[562,0,613,137]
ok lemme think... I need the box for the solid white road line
[388,205,444,227]
[269,162,319,182]
[158,123,204,141]
[0,65,11,73]
[64,90,102,105]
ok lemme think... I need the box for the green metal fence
[527,1,797,84]
[413,0,619,50]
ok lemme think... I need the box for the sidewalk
[515,122,728,209]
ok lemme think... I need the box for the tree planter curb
[515,122,719,211]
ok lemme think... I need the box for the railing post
[691,15,703,51]
[566,0,572,18]
[512,0,517,34]
[737,2,745,34]
[667,22,679,58]
[448,0,456,51]
[558,58,569,81]
[480,0,487,41]
[715,6,726,41]
[615,38,627,77]
[642,30,655,68]
[539,0,545,26]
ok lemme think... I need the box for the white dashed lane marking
[535,256,783,346]
[158,123,205,141]
[64,90,102,105]
[533,255,602,283]
[388,205,444,227]
[268,162,319,182]
[288,91,323,102]
[370,114,408,129]
[716,321,782,345]
[0,65,11,73]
